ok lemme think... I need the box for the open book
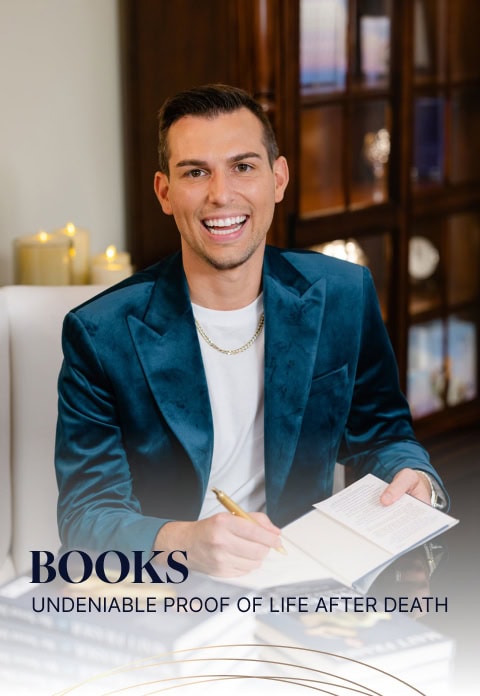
[226,474,458,593]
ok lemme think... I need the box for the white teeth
[204,216,247,229]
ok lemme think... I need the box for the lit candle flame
[65,222,76,236]
[105,245,117,261]
[38,231,49,243]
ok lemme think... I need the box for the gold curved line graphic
[110,673,387,695]
[95,656,383,696]
[92,670,381,696]
[50,642,427,696]
[169,643,428,693]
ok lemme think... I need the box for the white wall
[0,0,125,285]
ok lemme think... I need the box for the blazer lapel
[263,249,327,513]
[127,254,213,495]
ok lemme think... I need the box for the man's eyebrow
[175,159,208,169]
[229,151,262,163]
[175,152,263,168]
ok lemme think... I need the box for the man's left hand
[380,468,432,506]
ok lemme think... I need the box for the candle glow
[57,221,91,284]
[105,245,117,261]
[91,245,133,286]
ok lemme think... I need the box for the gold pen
[212,487,287,554]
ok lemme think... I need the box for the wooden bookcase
[121,0,480,438]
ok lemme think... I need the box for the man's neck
[183,249,265,310]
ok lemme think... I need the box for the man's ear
[153,171,173,215]
[273,156,289,203]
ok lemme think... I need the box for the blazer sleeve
[55,311,166,553]
[337,268,448,502]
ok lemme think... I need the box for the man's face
[154,108,289,272]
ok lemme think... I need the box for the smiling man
[154,108,286,277]
[56,85,446,578]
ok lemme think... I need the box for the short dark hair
[157,84,279,174]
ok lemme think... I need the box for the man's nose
[207,171,232,205]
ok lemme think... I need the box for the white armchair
[0,285,105,579]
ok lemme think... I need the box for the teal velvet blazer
[56,246,441,553]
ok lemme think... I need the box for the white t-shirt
[192,294,265,519]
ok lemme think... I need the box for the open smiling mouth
[202,215,248,235]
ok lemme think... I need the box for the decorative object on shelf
[408,236,440,280]
[408,316,477,417]
[311,238,368,266]
[56,222,90,284]
[407,319,444,418]
[359,15,390,85]
[90,245,133,285]
[14,231,71,285]
[363,128,390,202]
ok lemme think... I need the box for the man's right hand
[153,512,282,577]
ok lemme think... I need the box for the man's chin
[201,245,262,272]
[207,256,251,271]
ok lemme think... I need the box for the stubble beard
[194,236,266,272]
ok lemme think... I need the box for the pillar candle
[14,231,71,285]
[57,222,90,284]
[90,245,133,285]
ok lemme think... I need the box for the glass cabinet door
[407,0,480,426]
[294,0,480,431]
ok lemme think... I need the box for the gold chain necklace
[194,312,265,356]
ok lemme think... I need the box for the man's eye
[235,163,253,173]
[186,169,205,178]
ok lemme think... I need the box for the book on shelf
[359,15,391,85]
[414,0,431,72]
[412,96,445,183]
[300,0,347,89]
[224,474,458,593]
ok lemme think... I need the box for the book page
[314,474,458,555]
[216,534,333,590]
[282,508,391,589]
